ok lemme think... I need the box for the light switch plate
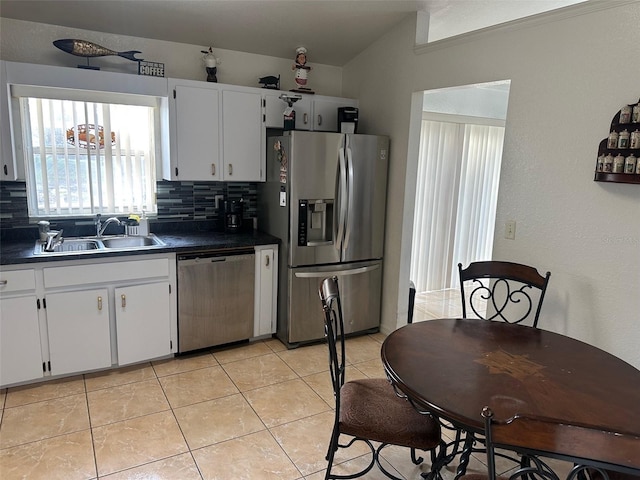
[505,220,516,240]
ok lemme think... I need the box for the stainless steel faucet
[95,214,125,237]
[44,229,64,252]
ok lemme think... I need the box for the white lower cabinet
[0,254,177,387]
[46,288,112,376]
[254,245,278,337]
[0,296,43,385]
[0,269,43,386]
[115,282,171,365]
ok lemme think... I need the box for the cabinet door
[0,60,17,180]
[312,97,357,132]
[172,85,221,180]
[263,92,312,130]
[254,247,277,337]
[46,289,112,376]
[0,296,43,386]
[115,282,171,365]
[222,90,264,181]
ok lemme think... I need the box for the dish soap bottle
[139,210,150,236]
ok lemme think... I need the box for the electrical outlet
[505,220,516,240]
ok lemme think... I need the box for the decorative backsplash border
[0,180,257,240]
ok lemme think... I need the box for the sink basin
[35,238,102,254]
[101,235,165,248]
[34,235,164,255]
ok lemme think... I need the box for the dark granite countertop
[0,230,281,266]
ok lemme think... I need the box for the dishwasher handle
[178,253,254,266]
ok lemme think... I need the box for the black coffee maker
[224,200,243,233]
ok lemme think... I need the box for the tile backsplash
[0,180,257,240]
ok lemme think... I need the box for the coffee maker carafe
[224,200,243,233]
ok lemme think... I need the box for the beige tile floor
[0,326,570,479]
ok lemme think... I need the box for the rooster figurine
[201,47,220,82]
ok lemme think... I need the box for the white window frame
[11,84,163,219]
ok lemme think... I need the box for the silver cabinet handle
[303,113,309,125]
[211,163,216,176]
[265,255,270,267]
[228,163,233,176]
[317,114,322,126]
[121,294,126,308]
[0,280,7,285]
[97,296,103,311]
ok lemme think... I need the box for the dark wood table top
[381,319,640,467]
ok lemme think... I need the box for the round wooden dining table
[381,318,640,473]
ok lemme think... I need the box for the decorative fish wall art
[53,39,143,70]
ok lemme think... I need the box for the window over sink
[13,85,160,218]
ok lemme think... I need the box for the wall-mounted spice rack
[594,98,640,185]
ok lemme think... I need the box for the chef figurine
[201,47,220,82]
[292,46,312,93]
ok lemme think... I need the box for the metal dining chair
[458,261,551,327]
[459,407,640,480]
[319,276,445,480]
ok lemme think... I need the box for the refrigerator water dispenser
[298,199,334,246]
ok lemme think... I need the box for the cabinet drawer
[0,269,36,293]
[43,258,170,288]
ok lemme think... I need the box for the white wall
[0,18,343,96]
[343,3,640,368]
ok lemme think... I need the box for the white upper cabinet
[263,90,357,132]
[0,60,18,180]
[312,96,358,132]
[166,80,265,182]
[222,89,264,181]
[263,91,312,130]
[167,81,221,181]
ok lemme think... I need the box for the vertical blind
[21,97,157,217]
[410,118,505,292]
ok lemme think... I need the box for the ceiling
[0,0,587,66]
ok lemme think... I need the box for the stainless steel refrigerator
[258,130,389,347]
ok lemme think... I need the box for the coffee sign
[138,61,165,77]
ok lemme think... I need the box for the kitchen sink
[102,236,164,248]
[34,235,165,255]
[35,238,102,254]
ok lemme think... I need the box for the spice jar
[604,154,614,172]
[620,105,632,123]
[618,130,630,149]
[633,104,640,123]
[613,154,625,173]
[624,154,637,174]
[607,131,619,148]
[631,130,640,149]
[596,154,605,172]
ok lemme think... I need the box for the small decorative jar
[604,154,614,172]
[596,154,605,172]
[624,154,637,173]
[630,130,640,149]
[607,131,619,148]
[620,105,632,123]
[633,104,640,123]
[613,154,625,173]
[637,159,640,174]
[618,130,630,149]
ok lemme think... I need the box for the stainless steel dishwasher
[177,248,255,353]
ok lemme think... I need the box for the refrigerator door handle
[335,147,348,252]
[294,264,380,278]
[306,240,332,247]
[344,145,355,252]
